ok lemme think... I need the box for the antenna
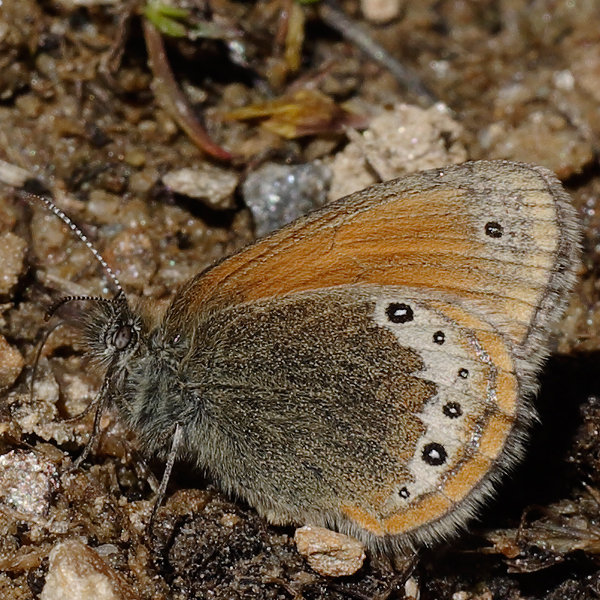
[22,187,123,296]
[45,291,125,322]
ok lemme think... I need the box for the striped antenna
[24,189,123,296]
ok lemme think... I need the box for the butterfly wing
[153,160,579,551]
[166,161,579,366]
[182,287,520,551]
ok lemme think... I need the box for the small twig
[318,0,437,106]
[142,19,233,161]
[99,5,133,87]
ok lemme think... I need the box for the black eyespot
[113,324,134,350]
[433,331,445,345]
[422,443,447,466]
[386,303,414,324]
[443,401,463,419]
[485,221,503,238]
[459,368,469,379]
[398,487,410,499]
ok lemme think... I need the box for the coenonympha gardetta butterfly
[34,160,579,555]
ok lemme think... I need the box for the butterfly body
[76,161,579,553]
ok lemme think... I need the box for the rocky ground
[1,1,600,598]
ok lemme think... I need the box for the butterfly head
[82,294,143,371]
[48,292,146,379]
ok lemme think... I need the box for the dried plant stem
[143,19,233,161]
[319,0,437,106]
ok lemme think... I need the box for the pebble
[329,103,467,200]
[361,0,403,23]
[0,231,27,295]
[162,164,238,210]
[41,539,141,600]
[294,525,366,577]
[0,450,59,520]
[0,335,23,391]
[242,161,331,237]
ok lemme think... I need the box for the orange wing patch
[166,162,569,356]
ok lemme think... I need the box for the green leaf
[143,2,189,38]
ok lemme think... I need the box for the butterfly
[34,160,579,554]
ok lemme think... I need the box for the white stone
[295,526,366,577]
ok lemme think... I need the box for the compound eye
[113,324,135,350]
